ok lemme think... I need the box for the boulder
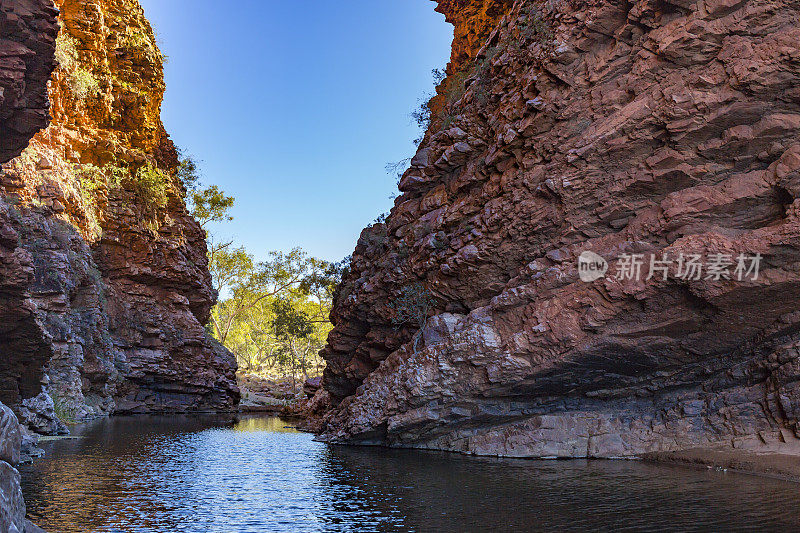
[0,405,21,465]
[0,402,27,533]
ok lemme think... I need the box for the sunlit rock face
[315,0,800,457]
[0,0,238,428]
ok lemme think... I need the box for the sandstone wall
[316,0,800,457]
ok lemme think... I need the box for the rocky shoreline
[643,439,800,483]
[0,403,46,533]
[239,374,320,418]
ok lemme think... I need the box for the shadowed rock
[0,0,58,163]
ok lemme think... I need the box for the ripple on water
[19,416,800,533]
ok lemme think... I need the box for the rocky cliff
[0,0,58,163]
[1,3,58,530]
[315,0,800,458]
[0,0,238,432]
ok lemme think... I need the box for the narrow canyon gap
[2,2,800,531]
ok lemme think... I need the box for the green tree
[272,297,315,387]
[177,151,235,228]
[176,153,200,193]
[191,185,235,228]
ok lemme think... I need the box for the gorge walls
[315,0,800,458]
[0,0,238,431]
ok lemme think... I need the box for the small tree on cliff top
[388,282,436,354]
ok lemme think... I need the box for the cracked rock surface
[0,0,238,429]
[314,0,800,458]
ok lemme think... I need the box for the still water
[19,415,800,532]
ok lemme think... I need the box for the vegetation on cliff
[0,0,241,424]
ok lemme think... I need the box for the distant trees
[209,248,340,384]
[209,248,330,343]
[182,152,341,388]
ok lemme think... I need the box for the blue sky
[137,0,452,262]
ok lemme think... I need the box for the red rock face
[317,0,800,457]
[0,0,238,425]
[0,204,52,408]
[0,0,57,408]
[0,0,58,163]
[98,189,240,414]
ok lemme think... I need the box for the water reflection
[233,416,299,433]
[20,416,800,532]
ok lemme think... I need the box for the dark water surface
[19,415,800,532]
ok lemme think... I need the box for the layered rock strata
[0,0,59,163]
[0,0,238,428]
[316,0,800,458]
[0,1,232,529]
